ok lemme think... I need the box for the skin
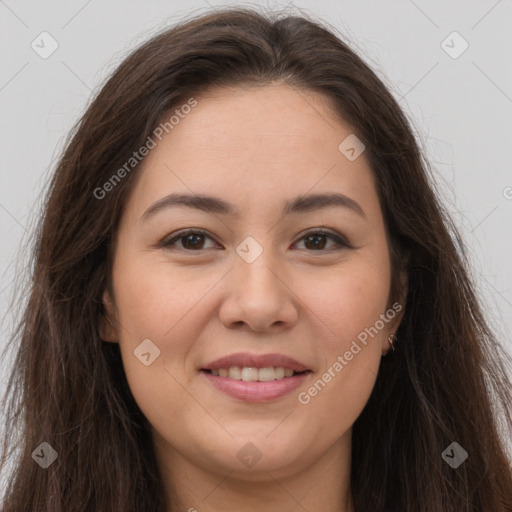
[101,83,407,512]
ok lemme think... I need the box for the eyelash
[160,227,353,253]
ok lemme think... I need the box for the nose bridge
[233,234,283,296]
[219,235,298,331]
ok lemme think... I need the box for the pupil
[306,234,326,250]
[184,234,203,249]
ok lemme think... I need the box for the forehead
[124,84,380,222]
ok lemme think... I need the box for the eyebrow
[141,192,366,221]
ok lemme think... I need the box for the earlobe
[100,289,119,343]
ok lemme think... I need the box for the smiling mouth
[201,367,310,382]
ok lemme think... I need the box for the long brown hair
[1,7,511,511]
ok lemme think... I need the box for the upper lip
[202,352,310,372]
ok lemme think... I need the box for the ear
[100,289,119,343]
[382,267,408,356]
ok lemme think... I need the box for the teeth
[275,367,285,379]
[241,367,259,382]
[228,366,241,379]
[208,366,299,381]
[258,367,275,382]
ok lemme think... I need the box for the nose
[219,247,299,332]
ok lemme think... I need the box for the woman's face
[102,83,405,481]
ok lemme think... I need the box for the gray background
[1,0,511,486]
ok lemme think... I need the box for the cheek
[294,256,390,418]
[301,255,391,351]
[111,250,219,341]
[110,257,206,433]
[109,252,214,397]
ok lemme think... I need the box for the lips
[201,352,310,373]
[200,352,312,402]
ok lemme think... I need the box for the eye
[161,227,352,252]
[292,228,352,251]
[161,229,220,251]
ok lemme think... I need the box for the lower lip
[200,370,310,402]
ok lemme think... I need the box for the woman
[1,7,511,512]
